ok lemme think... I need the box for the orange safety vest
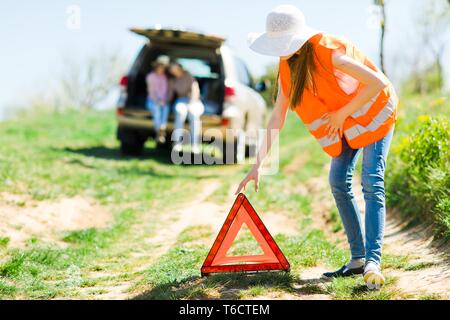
[279,33,398,157]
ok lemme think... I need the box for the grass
[0,110,212,298]
[325,276,400,300]
[0,280,17,297]
[0,205,155,299]
[404,261,436,271]
[418,293,443,300]
[0,110,200,205]
[382,254,410,270]
[0,237,10,248]
[0,103,445,300]
[328,208,343,233]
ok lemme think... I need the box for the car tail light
[225,85,235,100]
[119,75,129,87]
[116,107,125,116]
[221,118,230,127]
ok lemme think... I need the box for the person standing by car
[146,56,170,144]
[168,62,204,153]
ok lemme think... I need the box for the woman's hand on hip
[322,110,347,139]
[235,166,260,195]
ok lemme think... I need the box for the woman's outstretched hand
[235,166,260,195]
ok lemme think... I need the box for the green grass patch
[418,293,443,300]
[0,280,17,298]
[328,208,343,233]
[176,225,214,245]
[0,207,140,298]
[382,254,410,270]
[404,261,436,271]
[326,276,398,300]
[62,228,104,246]
[0,237,10,248]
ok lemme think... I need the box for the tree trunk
[435,54,443,93]
[379,0,386,74]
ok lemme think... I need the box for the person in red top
[236,5,398,290]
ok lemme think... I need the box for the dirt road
[6,170,444,300]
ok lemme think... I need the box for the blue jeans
[146,98,169,130]
[328,125,395,265]
[173,97,202,148]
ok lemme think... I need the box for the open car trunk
[125,28,226,116]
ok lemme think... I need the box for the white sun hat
[248,5,321,57]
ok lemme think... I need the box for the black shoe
[322,265,364,278]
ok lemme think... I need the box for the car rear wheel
[120,140,144,156]
[118,127,145,156]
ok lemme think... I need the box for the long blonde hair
[273,41,317,110]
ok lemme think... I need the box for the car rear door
[130,28,225,48]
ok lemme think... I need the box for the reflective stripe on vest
[306,117,328,131]
[318,133,340,148]
[350,93,380,118]
[345,95,397,139]
[306,94,395,138]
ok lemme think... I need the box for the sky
[0,0,448,118]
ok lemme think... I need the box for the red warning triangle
[201,193,290,276]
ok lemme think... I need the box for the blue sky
[0,0,447,116]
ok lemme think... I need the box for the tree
[60,49,126,109]
[416,0,450,93]
[373,0,387,74]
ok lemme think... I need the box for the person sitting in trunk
[146,56,170,144]
[168,62,204,153]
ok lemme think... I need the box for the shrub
[387,116,450,240]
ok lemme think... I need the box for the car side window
[234,57,253,87]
